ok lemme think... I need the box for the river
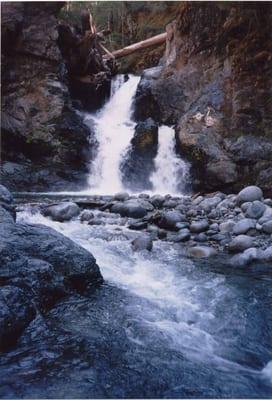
[1,75,271,399]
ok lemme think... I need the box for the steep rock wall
[134,2,272,195]
[1,2,96,191]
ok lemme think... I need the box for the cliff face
[1,2,95,191]
[134,2,272,195]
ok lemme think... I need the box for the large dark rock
[42,202,80,222]
[134,3,272,196]
[111,199,153,219]
[0,186,102,351]
[121,118,159,191]
[156,210,185,231]
[0,285,36,351]
[0,2,98,191]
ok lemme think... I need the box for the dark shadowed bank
[0,184,102,351]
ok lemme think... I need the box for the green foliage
[59,2,180,48]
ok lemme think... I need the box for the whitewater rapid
[13,207,272,398]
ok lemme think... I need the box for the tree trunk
[110,32,167,59]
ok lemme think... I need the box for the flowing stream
[1,75,271,398]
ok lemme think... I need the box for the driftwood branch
[109,32,167,59]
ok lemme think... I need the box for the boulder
[194,233,207,242]
[229,235,254,253]
[199,196,222,212]
[43,202,80,222]
[219,220,235,233]
[0,184,13,204]
[128,221,148,231]
[229,247,259,267]
[245,200,265,219]
[262,220,272,234]
[233,218,256,235]
[0,285,36,351]
[150,194,165,208]
[172,229,191,242]
[131,118,158,152]
[80,209,94,222]
[157,210,185,231]
[0,189,103,349]
[261,246,272,262]
[190,220,209,233]
[111,199,153,219]
[132,235,153,251]
[114,192,130,201]
[236,186,263,205]
[120,119,158,191]
[187,246,217,258]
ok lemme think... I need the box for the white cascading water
[83,74,189,195]
[151,125,189,195]
[84,75,140,194]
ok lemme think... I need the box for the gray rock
[176,222,190,230]
[0,184,13,204]
[233,218,256,235]
[114,192,129,201]
[258,206,272,224]
[210,223,219,231]
[229,235,254,253]
[43,202,80,222]
[199,196,221,212]
[241,202,251,213]
[88,219,105,226]
[187,246,217,258]
[210,233,227,242]
[80,210,94,222]
[128,221,148,230]
[186,209,198,217]
[219,220,235,233]
[261,246,272,262]
[138,193,150,199]
[218,199,235,209]
[236,186,263,205]
[229,247,258,267]
[245,200,265,219]
[262,220,272,234]
[172,229,191,242]
[164,199,180,208]
[194,233,207,242]
[264,199,272,207]
[192,196,204,205]
[157,210,185,231]
[111,199,153,219]
[150,195,164,208]
[190,220,209,233]
[132,235,153,251]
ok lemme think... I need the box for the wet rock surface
[121,118,159,191]
[133,3,272,196]
[0,186,102,351]
[0,3,98,192]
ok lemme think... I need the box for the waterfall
[151,126,190,195]
[85,75,140,194]
[84,74,189,195]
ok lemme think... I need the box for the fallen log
[109,32,167,59]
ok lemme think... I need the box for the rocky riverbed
[1,183,272,398]
[15,184,272,268]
